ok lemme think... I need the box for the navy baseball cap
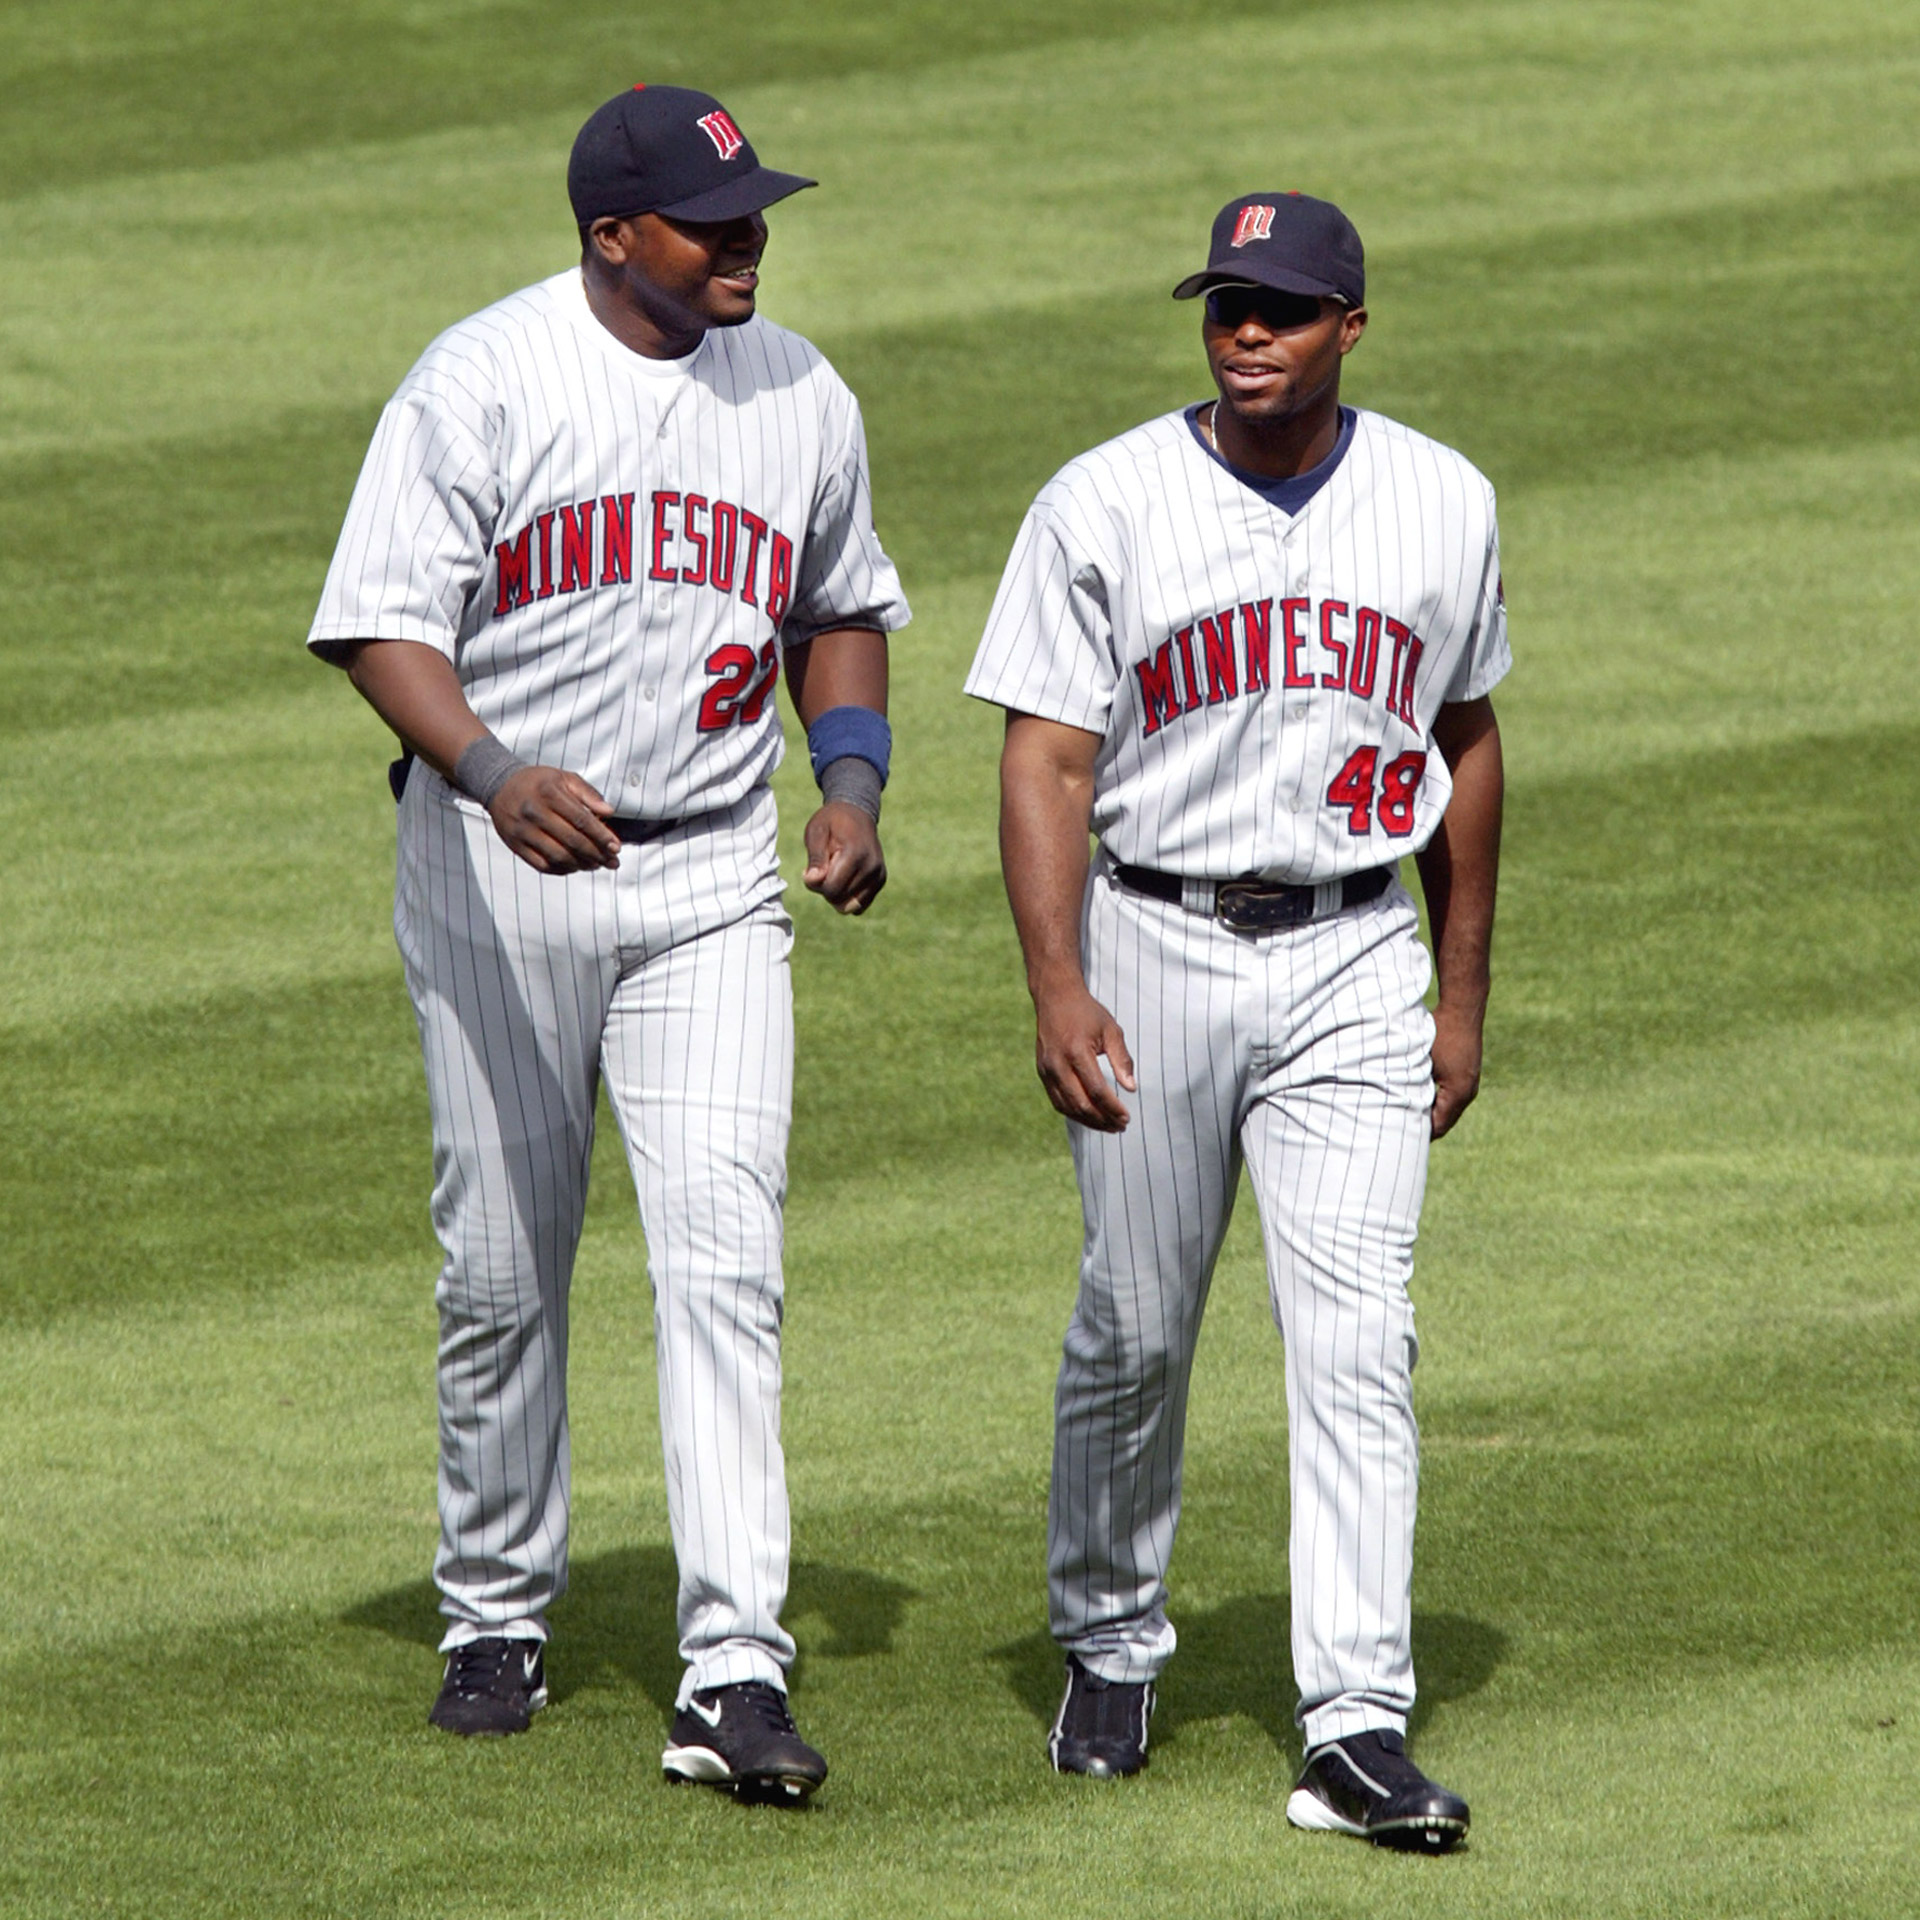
[1172,192,1365,307]
[568,85,816,227]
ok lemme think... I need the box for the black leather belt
[1113,862,1393,932]
[389,750,712,846]
[608,815,684,846]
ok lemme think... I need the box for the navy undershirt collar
[1185,402,1356,515]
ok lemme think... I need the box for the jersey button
[643,685,657,702]
[628,774,643,790]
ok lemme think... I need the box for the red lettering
[1327,746,1379,834]
[737,641,781,724]
[708,501,738,592]
[492,526,532,616]
[1349,607,1382,699]
[1136,642,1181,737]
[679,495,709,587]
[1281,596,1313,687]
[697,643,758,731]
[1397,636,1423,727]
[649,491,680,582]
[1378,750,1426,835]
[599,493,634,584]
[737,509,768,608]
[1174,626,1203,711]
[766,531,793,626]
[1200,610,1237,704]
[1384,617,1413,713]
[1241,598,1272,693]
[558,499,595,594]
[1318,599,1350,689]
[535,510,556,599]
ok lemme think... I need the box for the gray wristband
[819,754,883,822]
[452,731,528,808]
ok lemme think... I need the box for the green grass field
[3,1,1918,1913]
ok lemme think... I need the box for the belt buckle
[1215,880,1312,933]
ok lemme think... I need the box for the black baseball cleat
[427,1637,548,1736]
[661,1682,828,1805]
[1048,1654,1155,1777]
[1286,1729,1469,1852]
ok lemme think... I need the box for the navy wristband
[806,705,891,788]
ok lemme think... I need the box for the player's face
[591,209,769,343]
[1202,289,1366,424]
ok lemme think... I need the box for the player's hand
[802,803,887,915]
[1033,979,1136,1132]
[1429,1003,1484,1139]
[488,766,622,874]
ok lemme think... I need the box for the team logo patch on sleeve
[1231,204,1276,247]
[697,110,746,161]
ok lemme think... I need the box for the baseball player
[307,84,909,1804]
[966,193,1506,1850]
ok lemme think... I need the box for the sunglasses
[1204,286,1333,331]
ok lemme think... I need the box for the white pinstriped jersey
[965,405,1508,882]
[309,268,909,818]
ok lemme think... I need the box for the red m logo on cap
[697,110,745,161]
[1231,204,1276,247]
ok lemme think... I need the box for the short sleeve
[1443,497,1511,703]
[782,387,910,644]
[306,383,499,664]
[964,497,1117,733]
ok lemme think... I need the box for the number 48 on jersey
[1327,746,1426,836]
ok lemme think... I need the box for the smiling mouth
[714,263,761,288]
[1221,362,1284,390]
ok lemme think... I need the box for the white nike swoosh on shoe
[687,1694,724,1728]
[522,1651,540,1682]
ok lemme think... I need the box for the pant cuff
[1059,1640,1171,1687]
[678,1646,789,1708]
[1301,1702,1409,1749]
[439,1614,549,1654]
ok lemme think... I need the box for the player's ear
[587,217,634,271]
[1338,305,1368,354]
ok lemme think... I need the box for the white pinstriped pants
[1053,860,1434,1747]
[395,770,796,1705]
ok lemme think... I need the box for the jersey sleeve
[781,386,910,645]
[963,494,1117,734]
[306,375,500,665]
[1442,494,1511,702]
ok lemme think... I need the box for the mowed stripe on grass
[2,0,1918,1914]
[3,0,1917,462]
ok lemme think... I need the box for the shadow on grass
[343,1547,917,1715]
[992,1599,1504,1762]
